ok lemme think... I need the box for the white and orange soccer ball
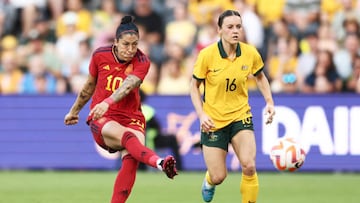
[269,137,306,172]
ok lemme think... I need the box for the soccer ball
[269,137,306,172]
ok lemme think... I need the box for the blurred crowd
[0,0,360,95]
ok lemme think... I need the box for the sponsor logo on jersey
[103,65,110,70]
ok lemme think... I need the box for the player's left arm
[255,71,275,124]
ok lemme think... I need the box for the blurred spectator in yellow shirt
[165,1,197,53]
[188,0,235,26]
[0,51,23,94]
[56,0,92,38]
[250,0,285,28]
[92,0,122,43]
[157,58,190,95]
[139,40,159,95]
[321,0,343,22]
[267,38,298,93]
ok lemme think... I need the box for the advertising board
[1,94,359,171]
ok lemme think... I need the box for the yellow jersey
[193,40,264,130]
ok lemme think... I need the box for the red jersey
[87,45,150,123]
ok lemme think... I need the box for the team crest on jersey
[125,64,133,75]
[241,65,248,70]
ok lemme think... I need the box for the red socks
[111,132,162,202]
[121,131,159,168]
[111,155,139,203]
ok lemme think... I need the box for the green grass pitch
[0,170,359,203]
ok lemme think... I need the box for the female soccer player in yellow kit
[190,10,275,203]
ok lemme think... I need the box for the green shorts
[201,117,254,151]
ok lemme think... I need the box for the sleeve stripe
[254,67,263,76]
[92,46,112,56]
[136,52,149,63]
[193,75,205,81]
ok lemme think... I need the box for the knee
[241,161,256,176]
[102,132,122,147]
[209,172,227,185]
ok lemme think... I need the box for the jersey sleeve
[132,53,150,81]
[251,47,264,76]
[193,49,208,80]
[89,54,98,78]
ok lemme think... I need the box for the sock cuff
[242,172,258,184]
[121,131,136,147]
[122,154,134,161]
[156,158,163,170]
[206,171,215,186]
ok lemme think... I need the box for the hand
[200,113,215,132]
[64,112,79,125]
[89,101,110,120]
[265,104,275,125]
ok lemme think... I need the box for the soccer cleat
[161,155,178,179]
[202,179,215,202]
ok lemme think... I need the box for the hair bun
[121,15,133,24]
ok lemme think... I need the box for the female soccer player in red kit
[64,15,178,203]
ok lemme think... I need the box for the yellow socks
[205,171,215,186]
[240,172,259,203]
[204,171,258,202]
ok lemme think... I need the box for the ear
[113,38,119,45]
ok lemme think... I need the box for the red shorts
[87,116,145,153]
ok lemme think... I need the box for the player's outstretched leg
[159,155,178,179]
[201,171,215,202]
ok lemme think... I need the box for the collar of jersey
[217,40,241,58]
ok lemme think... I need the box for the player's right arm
[190,77,204,118]
[190,77,215,132]
[64,75,97,125]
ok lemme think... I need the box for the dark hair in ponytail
[115,15,139,39]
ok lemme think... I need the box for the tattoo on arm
[71,79,96,113]
[112,74,141,102]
